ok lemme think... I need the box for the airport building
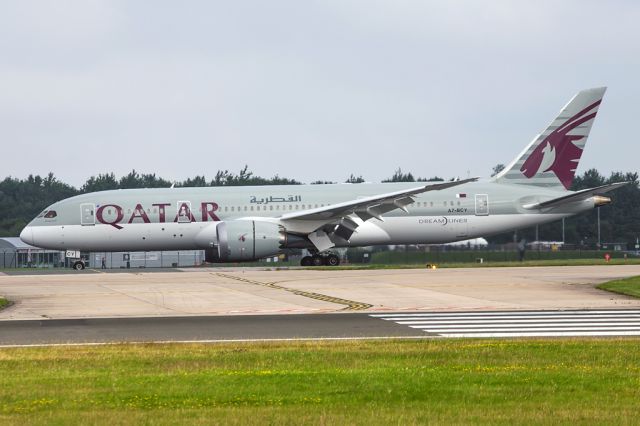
[0,236,206,269]
[0,237,63,268]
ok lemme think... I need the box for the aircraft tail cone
[593,196,612,207]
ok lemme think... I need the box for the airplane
[20,87,627,269]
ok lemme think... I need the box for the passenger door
[80,203,95,225]
[475,194,489,216]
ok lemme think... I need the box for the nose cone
[20,226,34,246]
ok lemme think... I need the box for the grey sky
[1,1,639,187]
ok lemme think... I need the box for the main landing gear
[300,253,340,267]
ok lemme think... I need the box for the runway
[1,265,640,345]
[372,309,640,338]
[0,312,420,346]
[2,309,640,346]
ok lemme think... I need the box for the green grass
[0,297,9,310]
[1,339,640,425]
[597,275,640,298]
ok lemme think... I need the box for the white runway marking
[371,310,640,338]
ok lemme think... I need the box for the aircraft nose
[20,226,34,245]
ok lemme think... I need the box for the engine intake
[197,221,286,263]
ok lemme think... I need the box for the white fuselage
[20,181,588,252]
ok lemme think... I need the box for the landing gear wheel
[300,256,313,266]
[325,254,340,266]
[72,261,85,270]
[311,255,325,266]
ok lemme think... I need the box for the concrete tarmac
[1,265,639,321]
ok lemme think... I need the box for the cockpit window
[37,210,48,218]
[44,210,57,219]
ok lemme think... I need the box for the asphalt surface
[3,309,640,346]
[0,313,423,346]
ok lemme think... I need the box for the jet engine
[195,220,287,262]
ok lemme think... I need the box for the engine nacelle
[196,220,286,263]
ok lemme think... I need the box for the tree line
[0,167,638,248]
[509,169,640,249]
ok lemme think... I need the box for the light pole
[597,208,601,249]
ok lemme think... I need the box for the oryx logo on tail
[520,100,601,189]
[493,87,606,190]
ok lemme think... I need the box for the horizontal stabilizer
[522,182,629,210]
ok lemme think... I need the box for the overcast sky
[1,1,639,187]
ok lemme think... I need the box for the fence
[370,249,629,265]
[2,248,634,269]
[0,250,63,268]
[90,251,205,269]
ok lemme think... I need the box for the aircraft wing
[522,182,630,210]
[280,177,478,251]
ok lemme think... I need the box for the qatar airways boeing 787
[20,87,626,268]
